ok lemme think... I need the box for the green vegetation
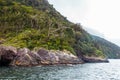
[0,0,119,58]
[92,36,120,58]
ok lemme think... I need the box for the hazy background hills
[48,0,120,47]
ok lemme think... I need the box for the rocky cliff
[0,46,83,66]
[0,46,108,67]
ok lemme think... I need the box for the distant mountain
[0,0,120,59]
[107,39,120,47]
[83,27,105,38]
[92,36,120,58]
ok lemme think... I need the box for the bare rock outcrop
[0,46,108,67]
[13,49,82,66]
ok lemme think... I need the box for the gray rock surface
[0,46,108,67]
[0,46,83,66]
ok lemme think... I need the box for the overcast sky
[48,0,120,46]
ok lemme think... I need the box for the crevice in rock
[0,56,12,66]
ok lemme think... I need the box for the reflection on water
[0,59,120,80]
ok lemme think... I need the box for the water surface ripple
[0,59,120,80]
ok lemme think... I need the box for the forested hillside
[0,0,120,59]
[92,36,120,58]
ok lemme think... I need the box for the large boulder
[37,49,56,65]
[37,49,82,65]
[0,46,17,66]
[14,48,41,66]
[53,50,82,64]
[37,49,53,65]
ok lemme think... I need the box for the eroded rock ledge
[82,56,109,63]
[0,46,83,66]
[0,46,108,67]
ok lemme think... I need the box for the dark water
[0,59,120,80]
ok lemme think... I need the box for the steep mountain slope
[92,36,120,58]
[0,0,119,59]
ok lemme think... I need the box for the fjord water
[0,59,120,80]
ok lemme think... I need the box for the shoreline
[0,46,109,67]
